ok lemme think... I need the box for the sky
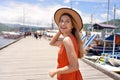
[0,0,120,27]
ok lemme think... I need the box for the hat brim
[54,8,83,31]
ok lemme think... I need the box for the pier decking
[0,37,114,80]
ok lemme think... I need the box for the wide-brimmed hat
[54,8,83,31]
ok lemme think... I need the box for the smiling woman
[49,7,86,80]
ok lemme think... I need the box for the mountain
[0,19,120,33]
[0,23,9,32]
[102,19,120,27]
[83,19,120,32]
[0,23,51,33]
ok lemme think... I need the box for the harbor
[0,36,119,80]
[0,0,120,80]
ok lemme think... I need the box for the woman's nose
[62,22,65,25]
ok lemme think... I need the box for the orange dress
[57,35,83,80]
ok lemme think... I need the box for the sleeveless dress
[57,35,83,80]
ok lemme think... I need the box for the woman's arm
[49,31,62,47]
[57,37,79,73]
[49,36,79,77]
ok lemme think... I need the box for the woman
[49,8,86,80]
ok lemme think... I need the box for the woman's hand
[49,69,57,78]
[49,31,62,47]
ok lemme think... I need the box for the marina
[0,0,120,79]
[0,36,117,80]
[84,23,120,76]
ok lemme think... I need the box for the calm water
[0,36,16,49]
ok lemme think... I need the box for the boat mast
[103,0,110,54]
[22,8,25,33]
[91,14,93,32]
[113,5,116,25]
[112,5,116,58]
[107,0,110,24]
[51,19,54,30]
[70,0,73,9]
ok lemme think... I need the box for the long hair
[60,13,86,58]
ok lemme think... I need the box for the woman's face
[59,15,73,35]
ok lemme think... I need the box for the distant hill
[0,23,51,33]
[102,19,120,27]
[83,19,120,32]
[0,19,120,33]
[0,23,9,32]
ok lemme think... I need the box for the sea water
[0,36,16,49]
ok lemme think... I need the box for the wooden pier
[0,37,114,80]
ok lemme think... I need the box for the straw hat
[54,8,83,31]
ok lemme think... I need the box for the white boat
[44,30,63,40]
[84,55,120,73]
[1,31,22,39]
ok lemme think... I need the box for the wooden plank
[0,37,114,80]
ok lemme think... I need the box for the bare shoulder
[63,36,72,45]
[63,36,71,42]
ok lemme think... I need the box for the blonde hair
[74,29,86,58]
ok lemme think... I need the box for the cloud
[0,0,106,28]
[74,0,118,3]
[101,13,108,20]
[64,0,70,3]
[0,2,65,27]
[81,14,102,24]
[116,9,120,18]
[100,8,120,21]
[37,0,44,2]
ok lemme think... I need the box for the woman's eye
[66,21,69,23]
[60,20,63,23]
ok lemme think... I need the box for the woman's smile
[60,26,67,29]
[59,15,73,35]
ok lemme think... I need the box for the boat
[85,23,120,73]
[44,30,63,40]
[1,31,23,39]
[84,55,120,73]
[86,23,120,57]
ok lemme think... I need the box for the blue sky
[0,0,120,27]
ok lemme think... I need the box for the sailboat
[84,0,120,74]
